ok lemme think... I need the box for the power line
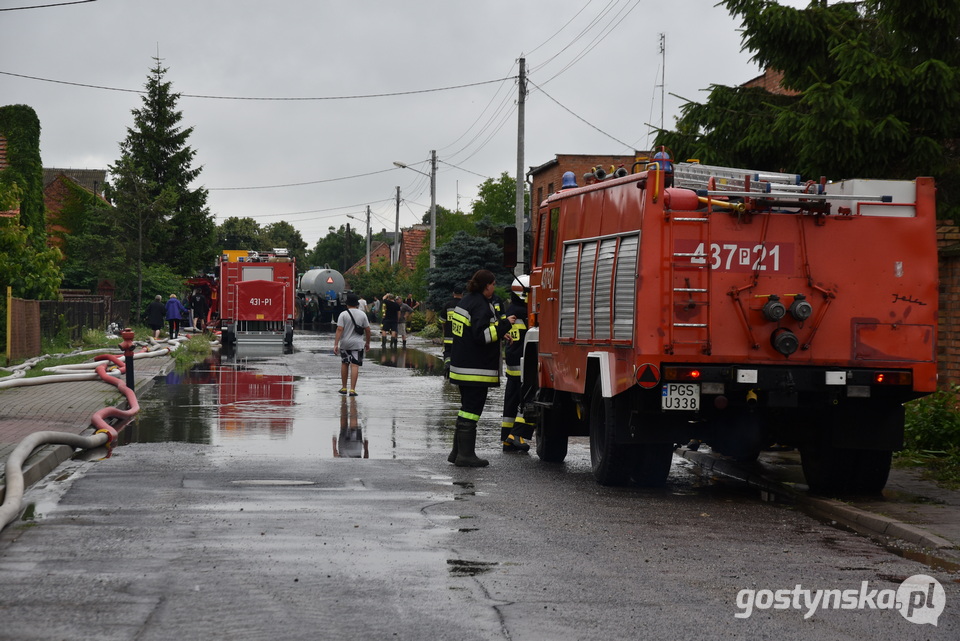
[529,0,620,74]
[524,1,596,58]
[527,79,634,149]
[537,0,642,87]
[437,61,517,156]
[0,69,515,101]
[0,0,95,10]
[209,167,400,191]
[222,197,396,220]
[438,159,491,180]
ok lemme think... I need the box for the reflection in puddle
[333,396,368,458]
[367,348,444,375]
[126,343,459,460]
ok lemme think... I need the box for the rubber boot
[454,419,489,467]
[447,430,459,463]
[391,336,397,348]
[504,432,530,453]
[501,425,519,452]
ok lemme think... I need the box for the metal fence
[5,293,131,362]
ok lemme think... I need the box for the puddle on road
[365,348,446,376]
[123,339,460,460]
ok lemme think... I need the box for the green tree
[217,216,263,250]
[0,177,62,328]
[61,200,127,293]
[432,204,475,246]
[306,224,365,272]
[425,231,512,312]
[346,257,415,304]
[0,105,46,249]
[469,172,527,228]
[657,0,960,218]
[263,220,308,266]
[106,58,217,311]
[0,104,62,306]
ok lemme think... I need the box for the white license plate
[661,383,700,411]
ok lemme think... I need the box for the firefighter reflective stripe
[450,307,471,338]
[458,410,481,421]
[444,308,455,344]
[501,417,515,428]
[483,322,499,344]
[505,365,521,377]
[449,366,499,385]
[509,319,526,342]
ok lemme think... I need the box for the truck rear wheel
[535,391,569,463]
[589,381,673,487]
[589,381,630,486]
[800,444,892,495]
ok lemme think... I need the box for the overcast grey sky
[0,0,807,247]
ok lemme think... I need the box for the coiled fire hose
[0,352,144,530]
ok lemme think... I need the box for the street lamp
[393,150,437,269]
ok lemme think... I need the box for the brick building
[42,170,108,251]
[344,240,391,276]
[938,222,960,386]
[528,153,646,212]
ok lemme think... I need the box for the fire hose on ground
[0,336,194,531]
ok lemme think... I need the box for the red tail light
[873,371,912,385]
[664,366,702,381]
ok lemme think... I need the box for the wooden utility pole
[394,186,400,265]
[515,57,526,276]
[429,150,437,269]
[365,205,371,271]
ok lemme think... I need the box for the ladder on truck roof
[665,206,713,355]
[671,162,894,210]
[673,162,804,194]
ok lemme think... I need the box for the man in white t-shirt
[333,293,371,396]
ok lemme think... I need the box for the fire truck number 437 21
[682,241,791,273]
[512,159,938,496]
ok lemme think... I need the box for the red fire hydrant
[119,328,136,390]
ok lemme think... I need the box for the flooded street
[125,329,463,460]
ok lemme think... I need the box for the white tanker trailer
[299,267,348,322]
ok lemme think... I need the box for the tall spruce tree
[656,0,960,218]
[106,58,216,311]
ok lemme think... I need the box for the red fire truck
[216,249,297,347]
[520,160,938,494]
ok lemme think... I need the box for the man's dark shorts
[340,349,364,366]
[382,319,398,333]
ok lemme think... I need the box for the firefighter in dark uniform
[447,269,515,467]
[501,275,531,452]
[440,286,463,377]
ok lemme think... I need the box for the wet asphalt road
[0,329,957,640]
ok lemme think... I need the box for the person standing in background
[333,293,372,396]
[190,290,209,332]
[440,286,463,377]
[381,293,401,347]
[398,299,413,347]
[146,295,166,340]
[165,294,189,339]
